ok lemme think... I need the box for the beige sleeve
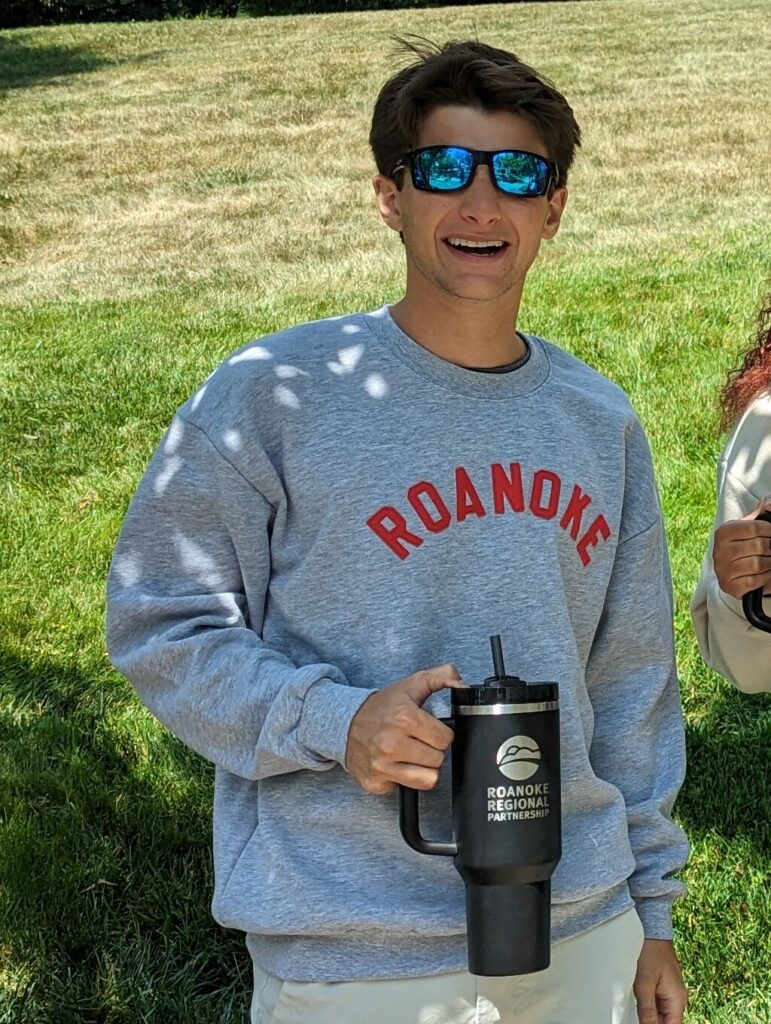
[690,395,771,694]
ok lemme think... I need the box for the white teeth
[447,237,505,249]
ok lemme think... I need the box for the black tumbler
[742,510,771,632]
[398,636,561,976]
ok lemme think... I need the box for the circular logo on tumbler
[496,735,541,781]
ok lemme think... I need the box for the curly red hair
[721,291,771,430]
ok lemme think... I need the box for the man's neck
[388,289,526,369]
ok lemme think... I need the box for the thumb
[400,664,463,706]
[751,495,771,519]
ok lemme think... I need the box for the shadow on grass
[0,647,249,1024]
[1,644,768,1022]
[0,35,114,95]
[677,684,771,852]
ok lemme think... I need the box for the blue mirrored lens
[492,151,550,196]
[414,147,475,191]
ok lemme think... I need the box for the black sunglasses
[392,146,559,198]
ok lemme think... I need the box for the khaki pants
[250,908,644,1024]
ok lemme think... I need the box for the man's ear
[374,174,404,234]
[541,186,568,240]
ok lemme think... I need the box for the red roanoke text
[366,462,611,564]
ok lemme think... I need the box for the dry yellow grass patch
[0,0,769,307]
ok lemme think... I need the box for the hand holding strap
[742,510,771,632]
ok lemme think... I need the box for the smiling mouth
[444,237,509,258]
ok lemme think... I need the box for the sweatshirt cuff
[716,585,754,623]
[717,583,771,624]
[633,896,674,940]
[298,680,376,768]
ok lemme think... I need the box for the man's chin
[438,280,518,304]
[410,257,520,305]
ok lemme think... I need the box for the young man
[107,40,689,1024]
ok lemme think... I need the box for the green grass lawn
[1,1,770,1021]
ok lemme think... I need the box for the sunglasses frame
[391,146,559,198]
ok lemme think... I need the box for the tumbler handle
[742,510,771,633]
[398,717,457,857]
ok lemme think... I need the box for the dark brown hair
[369,37,581,189]
[721,291,771,430]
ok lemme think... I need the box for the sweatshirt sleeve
[106,413,375,781]
[585,425,688,940]
[690,465,771,695]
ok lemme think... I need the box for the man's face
[375,105,568,306]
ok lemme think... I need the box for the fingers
[727,578,771,600]
[713,520,771,598]
[399,664,463,705]
[412,706,455,750]
[634,986,658,1024]
[367,731,445,777]
[660,988,688,1024]
[712,561,769,598]
[386,698,453,752]
[726,554,771,578]
[346,664,460,794]
[719,534,771,554]
[359,754,444,794]
[720,521,771,542]
[386,736,446,770]
[387,761,444,791]
[398,665,460,748]
[635,1006,658,1024]
[715,520,771,558]
[634,965,658,1024]
[727,553,771,579]
[634,940,687,1024]
[365,720,449,792]
[392,763,443,790]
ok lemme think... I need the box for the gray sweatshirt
[106,306,688,982]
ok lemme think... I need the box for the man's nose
[458,165,502,223]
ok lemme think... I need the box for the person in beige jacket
[691,293,771,693]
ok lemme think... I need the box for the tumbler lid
[454,634,558,705]
[452,681,558,706]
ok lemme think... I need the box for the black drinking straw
[490,634,506,680]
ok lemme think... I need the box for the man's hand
[713,496,771,599]
[345,664,462,794]
[634,938,688,1024]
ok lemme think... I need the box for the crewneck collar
[361,305,550,400]
[466,339,531,373]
